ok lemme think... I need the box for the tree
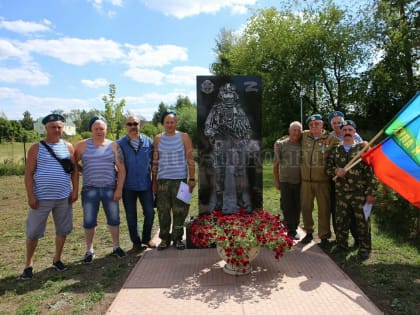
[211,4,373,146]
[152,102,169,126]
[20,111,34,131]
[360,0,419,131]
[176,104,197,144]
[78,109,104,134]
[102,84,126,139]
[174,95,194,109]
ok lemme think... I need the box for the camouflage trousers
[156,179,190,243]
[335,192,371,252]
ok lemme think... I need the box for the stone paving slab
[107,241,383,315]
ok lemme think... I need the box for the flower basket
[189,209,293,274]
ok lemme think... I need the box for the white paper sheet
[363,202,373,221]
[176,181,192,204]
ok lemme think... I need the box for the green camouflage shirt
[326,143,377,196]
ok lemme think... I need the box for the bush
[0,160,25,176]
[374,184,420,239]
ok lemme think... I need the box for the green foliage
[152,102,169,126]
[210,2,419,147]
[20,110,34,130]
[374,184,420,239]
[175,102,197,143]
[103,84,126,139]
[0,160,25,176]
[141,122,163,139]
[359,0,419,131]
[78,131,90,139]
[67,134,84,144]
[23,130,40,143]
[0,118,26,142]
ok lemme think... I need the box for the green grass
[0,163,419,314]
[0,142,31,163]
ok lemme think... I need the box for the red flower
[190,209,293,273]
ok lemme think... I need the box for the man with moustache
[326,120,376,260]
[117,115,155,251]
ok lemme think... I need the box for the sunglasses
[126,122,139,126]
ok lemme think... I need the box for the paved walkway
[107,233,383,315]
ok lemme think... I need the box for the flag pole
[333,129,384,181]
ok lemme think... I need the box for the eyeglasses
[126,122,139,126]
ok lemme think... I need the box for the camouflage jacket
[326,143,377,196]
[301,130,339,182]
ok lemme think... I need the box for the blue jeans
[82,186,120,228]
[122,189,155,244]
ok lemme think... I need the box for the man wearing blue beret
[326,120,377,259]
[21,113,79,279]
[300,114,339,247]
[327,111,363,246]
[328,111,363,142]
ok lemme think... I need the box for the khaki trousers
[300,181,331,239]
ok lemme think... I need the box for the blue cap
[42,113,65,125]
[305,114,323,125]
[161,109,176,124]
[327,111,344,123]
[339,119,356,129]
[88,115,107,130]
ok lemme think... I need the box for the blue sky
[0,0,276,121]
[0,0,357,121]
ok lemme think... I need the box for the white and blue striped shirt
[157,131,187,180]
[34,140,71,200]
[82,138,116,187]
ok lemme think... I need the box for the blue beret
[88,115,107,130]
[161,109,176,124]
[339,120,357,129]
[305,114,323,125]
[42,113,65,125]
[327,111,344,123]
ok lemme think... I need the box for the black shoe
[300,233,313,244]
[157,241,169,251]
[82,251,95,264]
[131,243,147,252]
[331,245,348,254]
[287,231,300,240]
[358,250,370,260]
[112,247,127,258]
[319,238,330,248]
[20,267,33,280]
[52,260,68,271]
[174,240,185,250]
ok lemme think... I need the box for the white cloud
[0,18,52,35]
[124,68,166,84]
[124,65,211,86]
[0,39,28,60]
[81,78,109,88]
[166,66,211,85]
[0,66,49,85]
[141,0,256,19]
[124,89,196,120]
[126,43,188,68]
[88,0,123,16]
[23,37,125,65]
[0,87,92,120]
